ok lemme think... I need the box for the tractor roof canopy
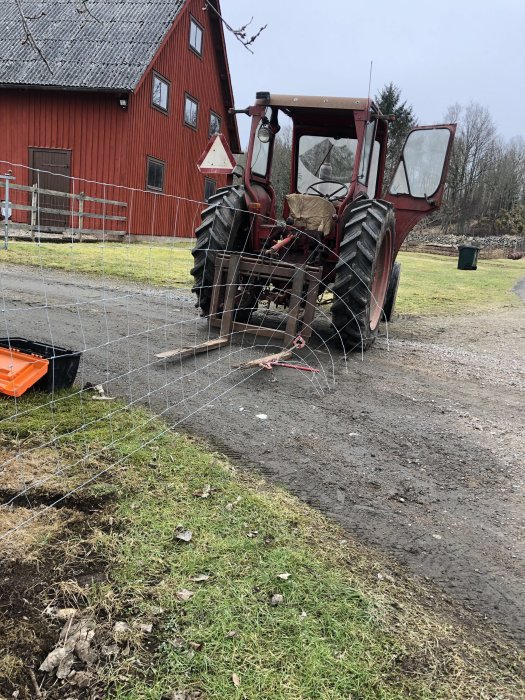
[254,92,380,132]
[255,92,376,112]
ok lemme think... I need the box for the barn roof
[0,0,187,91]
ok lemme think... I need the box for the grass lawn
[396,252,525,315]
[0,240,194,288]
[1,241,524,316]
[1,393,523,699]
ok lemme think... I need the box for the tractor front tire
[383,261,401,323]
[331,199,395,351]
[191,185,249,317]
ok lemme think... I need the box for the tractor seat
[285,194,336,237]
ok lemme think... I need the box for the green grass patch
[1,392,522,699]
[0,240,193,288]
[396,252,525,315]
[2,242,524,317]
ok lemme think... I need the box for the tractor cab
[240,92,389,254]
[239,91,455,259]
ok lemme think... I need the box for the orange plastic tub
[0,347,49,397]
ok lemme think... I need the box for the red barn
[0,0,240,238]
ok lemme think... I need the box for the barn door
[384,125,455,252]
[29,148,71,228]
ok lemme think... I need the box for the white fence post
[78,192,85,242]
[2,171,15,250]
[30,183,38,241]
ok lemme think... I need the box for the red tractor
[191,92,455,350]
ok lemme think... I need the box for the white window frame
[189,16,203,56]
[146,156,165,192]
[152,72,170,113]
[184,93,199,130]
[209,110,222,137]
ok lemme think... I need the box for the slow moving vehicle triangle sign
[197,133,237,175]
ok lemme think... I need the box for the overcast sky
[221,0,525,147]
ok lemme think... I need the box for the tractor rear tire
[382,261,401,323]
[191,185,250,317]
[331,199,395,351]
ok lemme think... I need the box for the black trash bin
[0,338,81,392]
[457,245,480,270]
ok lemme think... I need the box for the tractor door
[385,124,456,254]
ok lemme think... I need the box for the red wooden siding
[124,0,233,237]
[1,89,129,230]
[0,0,237,238]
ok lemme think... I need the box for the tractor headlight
[258,123,271,143]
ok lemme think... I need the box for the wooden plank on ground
[155,336,229,360]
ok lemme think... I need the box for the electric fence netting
[0,160,393,549]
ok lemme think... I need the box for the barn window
[204,178,216,202]
[152,73,170,113]
[184,94,199,129]
[146,157,165,191]
[209,111,222,136]
[189,17,203,55]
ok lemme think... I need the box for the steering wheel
[305,180,348,201]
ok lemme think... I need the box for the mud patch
[0,494,112,698]
[0,488,115,512]
[0,534,114,697]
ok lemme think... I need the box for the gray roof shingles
[0,0,186,91]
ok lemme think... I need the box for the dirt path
[1,264,524,643]
[515,274,525,302]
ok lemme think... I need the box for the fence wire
[0,160,396,543]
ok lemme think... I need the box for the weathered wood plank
[231,322,287,339]
[155,336,229,360]
[220,253,241,338]
[5,222,126,236]
[8,202,126,221]
[0,182,127,207]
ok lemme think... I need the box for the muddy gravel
[1,263,524,644]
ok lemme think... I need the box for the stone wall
[405,227,525,258]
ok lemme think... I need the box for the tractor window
[297,136,356,196]
[367,141,381,198]
[251,137,271,178]
[389,128,451,198]
[358,121,376,183]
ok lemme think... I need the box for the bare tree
[442,102,498,234]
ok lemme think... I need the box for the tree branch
[203,1,267,54]
[75,0,101,24]
[12,0,101,73]
[13,0,52,73]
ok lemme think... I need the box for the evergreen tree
[375,82,417,187]
[271,126,292,218]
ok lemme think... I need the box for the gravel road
[1,263,524,643]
